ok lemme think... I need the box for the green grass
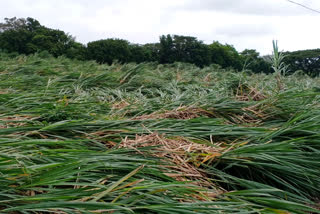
[0,52,319,213]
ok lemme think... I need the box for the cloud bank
[1,0,320,55]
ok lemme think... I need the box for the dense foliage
[241,49,273,74]
[284,49,320,77]
[0,17,85,59]
[0,16,319,76]
[0,53,319,213]
[86,39,131,64]
[0,17,272,73]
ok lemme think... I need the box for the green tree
[0,29,33,54]
[159,35,210,67]
[209,42,242,70]
[0,17,76,57]
[128,44,151,63]
[159,34,175,64]
[65,41,86,60]
[31,28,74,57]
[240,49,272,74]
[284,49,320,77]
[0,17,28,32]
[143,43,160,62]
[86,39,131,64]
[172,35,210,67]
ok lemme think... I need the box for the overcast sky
[1,0,319,55]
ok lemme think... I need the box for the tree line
[0,17,319,76]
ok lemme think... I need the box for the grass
[0,52,319,213]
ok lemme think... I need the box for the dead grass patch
[232,84,269,124]
[229,104,268,125]
[0,115,36,128]
[236,84,267,102]
[203,73,212,83]
[116,133,226,196]
[133,106,213,120]
[112,100,130,109]
[310,198,320,211]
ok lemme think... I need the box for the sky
[1,0,319,55]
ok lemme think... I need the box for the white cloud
[0,0,320,55]
[181,0,320,16]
